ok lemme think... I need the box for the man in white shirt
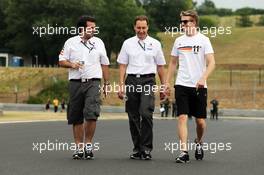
[117,15,166,160]
[59,15,110,160]
[165,10,215,163]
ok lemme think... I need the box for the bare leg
[177,115,188,151]
[195,118,206,143]
[84,119,97,144]
[73,123,84,148]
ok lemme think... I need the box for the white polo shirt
[171,32,214,88]
[59,35,109,80]
[117,35,166,74]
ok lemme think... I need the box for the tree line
[0,0,263,66]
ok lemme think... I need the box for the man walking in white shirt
[117,15,166,160]
[59,15,110,160]
[165,10,215,163]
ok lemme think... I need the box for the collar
[185,31,199,38]
[78,35,94,44]
[136,35,149,42]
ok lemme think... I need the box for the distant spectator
[160,103,165,117]
[45,99,51,111]
[172,100,177,117]
[61,99,65,112]
[210,98,219,120]
[53,97,59,113]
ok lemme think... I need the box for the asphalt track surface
[0,118,263,175]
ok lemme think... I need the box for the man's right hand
[117,83,125,100]
[71,62,83,70]
[164,82,171,97]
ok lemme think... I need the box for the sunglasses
[180,20,193,24]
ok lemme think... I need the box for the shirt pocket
[128,52,143,66]
[84,50,100,65]
[69,47,82,62]
[144,50,155,65]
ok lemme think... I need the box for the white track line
[154,116,264,120]
[0,119,66,124]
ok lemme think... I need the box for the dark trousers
[54,106,58,113]
[211,109,218,119]
[125,75,155,152]
[164,106,169,117]
[172,105,177,117]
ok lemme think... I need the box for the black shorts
[175,85,207,118]
[45,104,50,110]
[67,80,101,125]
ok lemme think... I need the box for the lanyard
[138,40,145,51]
[81,40,95,53]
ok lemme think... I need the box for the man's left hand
[196,77,206,89]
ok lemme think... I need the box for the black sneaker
[130,151,142,160]
[195,141,204,160]
[175,151,190,163]
[84,144,94,160]
[142,150,152,160]
[72,147,84,160]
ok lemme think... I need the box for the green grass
[0,68,68,103]
[159,26,264,65]
[0,67,67,92]
[218,15,262,27]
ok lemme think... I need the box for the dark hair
[180,10,199,26]
[77,15,96,28]
[134,15,149,25]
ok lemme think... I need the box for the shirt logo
[178,45,202,54]
[193,45,202,54]
[178,46,192,52]
[146,43,153,51]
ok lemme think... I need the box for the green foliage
[27,96,44,104]
[94,0,147,59]
[2,0,264,67]
[3,0,89,66]
[27,80,68,104]
[235,7,264,16]
[197,2,264,17]
[257,15,264,26]
[236,15,253,27]
[144,0,193,31]
[216,8,233,17]
[199,16,218,28]
[235,7,253,16]
[1,0,151,63]
[0,0,9,50]
[197,0,217,15]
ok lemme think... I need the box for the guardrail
[0,103,3,116]
[0,103,264,117]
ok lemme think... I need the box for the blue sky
[194,0,264,10]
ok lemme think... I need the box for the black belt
[70,78,101,83]
[127,74,155,78]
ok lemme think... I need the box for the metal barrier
[1,103,264,117]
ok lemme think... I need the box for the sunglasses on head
[180,20,193,24]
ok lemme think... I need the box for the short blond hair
[180,10,199,26]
